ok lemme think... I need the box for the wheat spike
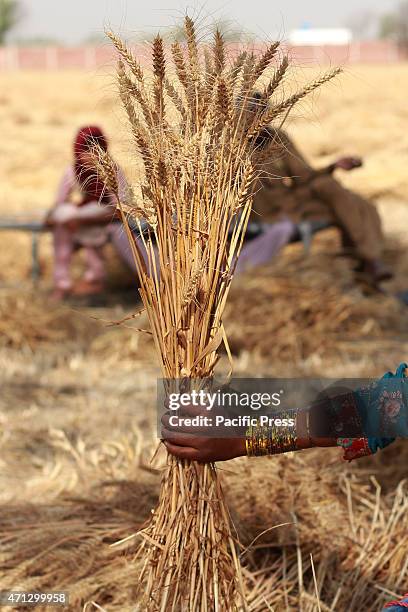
[236,160,254,209]
[90,145,156,229]
[213,29,226,75]
[216,77,232,123]
[117,61,154,173]
[230,50,247,88]
[152,35,166,119]
[182,266,204,307]
[264,55,289,98]
[185,15,199,79]
[231,50,247,74]
[118,60,155,129]
[155,158,168,187]
[239,51,257,99]
[106,30,144,82]
[171,41,190,95]
[131,121,154,175]
[248,67,342,138]
[89,146,119,195]
[164,79,186,120]
[152,34,166,82]
[253,41,280,81]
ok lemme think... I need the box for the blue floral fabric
[357,362,407,454]
[330,363,407,461]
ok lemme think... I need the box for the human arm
[281,135,362,183]
[67,203,118,228]
[258,130,363,187]
[46,165,122,229]
[162,418,334,463]
[47,200,118,230]
[161,363,407,463]
[161,401,336,463]
[67,164,129,227]
[331,156,363,171]
[45,167,76,226]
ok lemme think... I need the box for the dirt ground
[0,64,407,611]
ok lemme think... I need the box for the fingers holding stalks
[161,402,246,463]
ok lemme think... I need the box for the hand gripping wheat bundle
[95,17,339,611]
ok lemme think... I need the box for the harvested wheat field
[0,58,408,612]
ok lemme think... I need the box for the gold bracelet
[246,412,298,456]
[246,422,269,456]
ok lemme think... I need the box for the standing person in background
[46,126,129,300]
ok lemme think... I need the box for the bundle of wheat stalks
[94,17,339,611]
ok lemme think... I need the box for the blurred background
[0,2,408,610]
[2,0,408,64]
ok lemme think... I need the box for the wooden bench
[0,217,334,285]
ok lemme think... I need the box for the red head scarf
[74,126,110,205]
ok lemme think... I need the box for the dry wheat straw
[99,18,340,611]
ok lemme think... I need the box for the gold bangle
[246,413,298,456]
[269,411,298,455]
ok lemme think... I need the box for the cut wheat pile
[82,17,343,611]
[226,236,408,370]
[1,436,408,611]
[0,292,102,352]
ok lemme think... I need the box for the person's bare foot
[72,279,105,297]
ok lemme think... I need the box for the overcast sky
[13,0,398,43]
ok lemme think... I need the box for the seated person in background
[47,126,130,300]
[252,126,392,285]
